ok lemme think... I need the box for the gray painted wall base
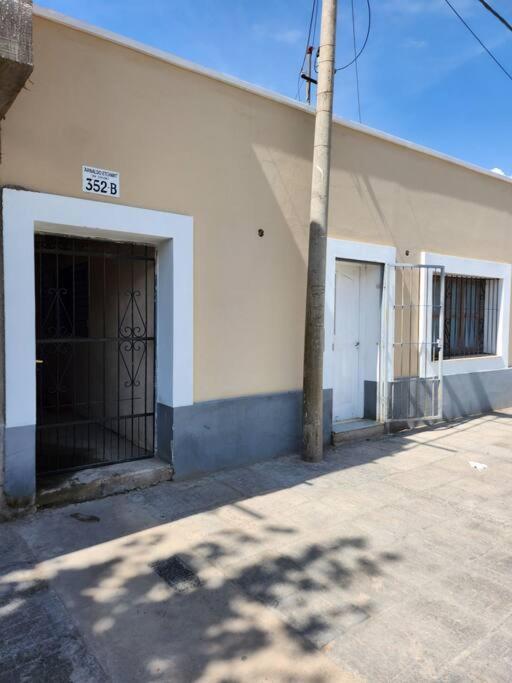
[4,424,35,508]
[364,381,377,420]
[3,367,511,507]
[371,367,512,429]
[443,368,512,419]
[156,403,173,464]
[158,389,333,480]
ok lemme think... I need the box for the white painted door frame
[324,238,397,424]
[2,189,194,432]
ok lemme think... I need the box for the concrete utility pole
[0,0,33,123]
[302,0,337,462]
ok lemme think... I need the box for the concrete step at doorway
[37,457,172,508]
[332,419,385,446]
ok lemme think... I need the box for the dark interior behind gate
[35,234,156,475]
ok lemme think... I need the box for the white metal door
[333,261,361,421]
[379,264,445,422]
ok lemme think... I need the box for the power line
[443,0,512,82]
[476,0,512,33]
[312,0,320,47]
[296,0,319,100]
[335,0,371,72]
[302,0,319,72]
[351,0,362,122]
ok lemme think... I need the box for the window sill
[444,354,498,362]
[430,354,507,376]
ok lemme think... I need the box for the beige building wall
[2,15,512,402]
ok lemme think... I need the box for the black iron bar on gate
[35,234,156,475]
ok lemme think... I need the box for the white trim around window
[2,190,194,429]
[421,251,511,376]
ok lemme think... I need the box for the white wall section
[2,190,193,429]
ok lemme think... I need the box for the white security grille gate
[379,264,445,422]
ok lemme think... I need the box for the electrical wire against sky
[475,0,512,34]
[335,0,371,72]
[443,0,512,81]
[296,0,319,100]
[296,0,512,123]
[296,0,371,121]
[351,0,362,122]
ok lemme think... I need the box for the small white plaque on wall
[82,165,120,198]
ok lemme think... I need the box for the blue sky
[38,0,512,173]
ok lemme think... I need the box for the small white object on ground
[469,461,488,472]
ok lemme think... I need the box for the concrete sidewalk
[2,411,512,681]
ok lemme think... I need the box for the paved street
[2,411,512,682]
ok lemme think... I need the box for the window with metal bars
[433,275,500,359]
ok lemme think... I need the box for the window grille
[433,275,499,359]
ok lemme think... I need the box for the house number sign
[82,165,120,197]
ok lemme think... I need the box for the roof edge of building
[33,3,512,188]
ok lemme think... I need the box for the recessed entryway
[35,234,156,476]
[2,189,193,508]
[332,259,382,423]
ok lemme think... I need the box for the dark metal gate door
[35,234,156,475]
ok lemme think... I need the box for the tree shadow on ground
[24,409,509,564]
[0,515,401,681]
[4,410,508,679]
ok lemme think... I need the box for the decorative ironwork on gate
[35,234,156,474]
